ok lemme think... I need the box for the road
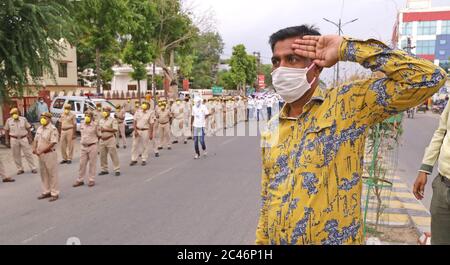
[0,126,262,245]
[397,111,441,210]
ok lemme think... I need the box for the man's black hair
[269,25,321,52]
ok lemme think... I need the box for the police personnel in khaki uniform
[4,108,37,175]
[130,102,155,166]
[93,102,103,124]
[58,103,76,164]
[115,105,127,149]
[156,102,172,150]
[98,106,120,176]
[73,111,101,188]
[33,112,60,202]
[171,99,186,144]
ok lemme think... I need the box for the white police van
[50,96,134,135]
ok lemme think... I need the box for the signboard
[212,86,223,95]
[258,75,265,89]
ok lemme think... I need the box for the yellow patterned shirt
[256,37,447,245]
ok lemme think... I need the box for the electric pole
[323,17,358,86]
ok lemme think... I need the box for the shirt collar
[279,87,325,120]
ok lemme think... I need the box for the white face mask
[271,64,316,103]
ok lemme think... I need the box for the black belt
[10,135,27,139]
[82,143,97,147]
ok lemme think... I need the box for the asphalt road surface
[0,126,262,245]
[397,111,441,210]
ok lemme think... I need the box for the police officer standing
[115,105,127,149]
[73,111,101,188]
[98,106,120,176]
[4,108,37,175]
[171,99,186,144]
[33,112,60,202]
[58,104,76,164]
[130,101,155,166]
[93,102,103,124]
[156,101,172,151]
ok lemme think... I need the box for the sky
[189,0,450,85]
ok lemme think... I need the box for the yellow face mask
[64,109,70,114]
[176,101,180,105]
[141,104,148,110]
[12,114,19,120]
[85,116,91,124]
[40,118,48,126]
[102,112,109,118]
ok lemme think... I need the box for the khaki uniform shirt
[134,110,156,130]
[99,117,118,139]
[116,109,126,124]
[5,117,30,137]
[156,108,171,124]
[35,124,59,153]
[171,103,184,120]
[58,111,76,130]
[80,122,101,145]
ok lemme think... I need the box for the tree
[229,44,257,93]
[0,0,75,101]
[73,0,131,94]
[217,70,235,90]
[188,32,224,89]
[152,0,201,98]
[259,64,273,88]
[122,0,157,103]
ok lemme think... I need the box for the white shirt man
[191,98,210,159]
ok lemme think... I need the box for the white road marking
[220,137,236,146]
[22,226,55,244]
[145,167,174,182]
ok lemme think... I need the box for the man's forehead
[272,37,298,56]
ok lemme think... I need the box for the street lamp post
[323,17,358,86]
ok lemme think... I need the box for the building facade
[394,0,450,72]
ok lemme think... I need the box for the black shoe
[98,171,109,176]
[66,160,72,164]
[155,153,159,158]
[168,147,172,150]
[123,145,127,149]
[158,147,163,150]
[116,144,120,148]
[60,160,67,164]
[31,169,38,174]
[17,170,25,175]
[184,140,187,144]
[130,161,138,166]
[115,172,121,176]
[172,141,178,144]
[142,161,147,166]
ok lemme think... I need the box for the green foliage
[259,64,273,87]
[229,44,257,90]
[0,0,75,100]
[217,70,235,90]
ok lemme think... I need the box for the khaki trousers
[99,137,120,172]
[116,122,127,146]
[78,144,97,183]
[131,130,150,161]
[158,123,171,148]
[11,137,36,171]
[430,174,450,245]
[60,129,74,161]
[171,118,185,142]
[0,160,9,180]
[38,151,59,196]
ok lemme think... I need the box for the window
[442,20,450,34]
[402,22,413,35]
[439,50,446,56]
[416,40,435,54]
[128,84,137,91]
[58,62,68,78]
[67,100,77,111]
[52,98,65,109]
[417,21,436,35]
[440,39,447,45]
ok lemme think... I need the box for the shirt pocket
[301,120,334,168]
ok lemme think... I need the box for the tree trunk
[137,80,141,104]
[152,63,156,107]
[96,48,101,94]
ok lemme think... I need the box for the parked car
[50,96,134,135]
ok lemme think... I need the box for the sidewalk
[362,175,430,244]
